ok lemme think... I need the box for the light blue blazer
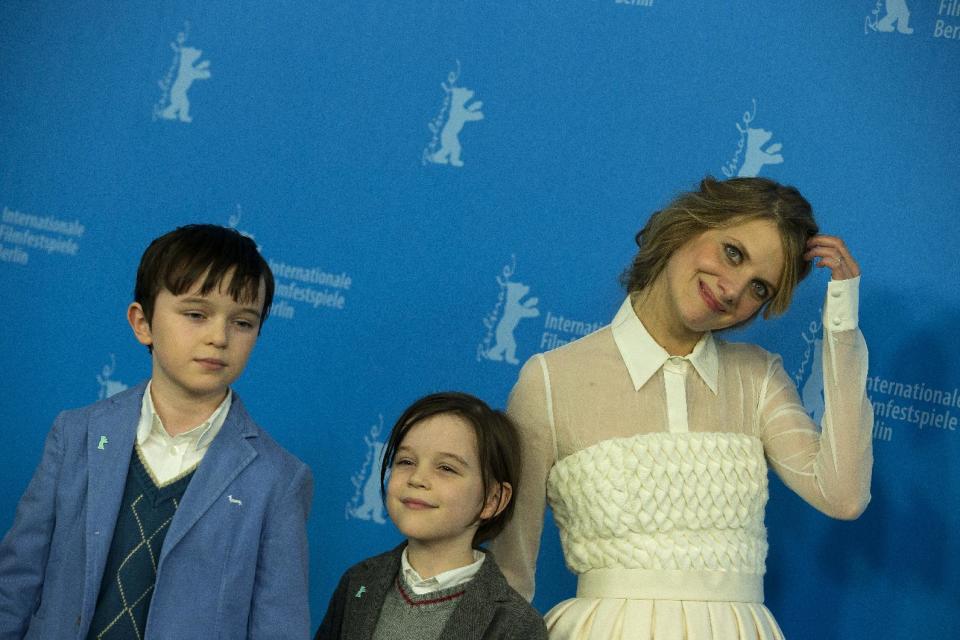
[0,382,313,639]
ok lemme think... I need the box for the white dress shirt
[135,381,232,486]
[400,547,485,595]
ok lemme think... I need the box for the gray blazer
[316,544,548,640]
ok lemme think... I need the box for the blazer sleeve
[508,612,549,640]
[0,413,65,640]
[247,461,313,639]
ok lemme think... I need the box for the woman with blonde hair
[490,176,872,639]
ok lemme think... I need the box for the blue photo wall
[2,1,959,637]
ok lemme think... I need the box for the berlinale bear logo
[154,24,211,123]
[345,416,388,525]
[478,257,540,366]
[423,61,484,168]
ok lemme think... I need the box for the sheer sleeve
[759,277,873,519]
[488,354,558,601]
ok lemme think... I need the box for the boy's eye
[394,458,414,467]
[184,311,205,320]
[234,319,255,330]
[724,244,742,264]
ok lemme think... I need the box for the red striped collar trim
[395,576,465,607]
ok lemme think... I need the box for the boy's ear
[480,481,513,520]
[127,303,153,348]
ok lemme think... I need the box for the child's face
[128,271,265,405]
[386,413,498,553]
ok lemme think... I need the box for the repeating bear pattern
[547,432,769,574]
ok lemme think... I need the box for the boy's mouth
[401,498,436,510]
[195,358,227,370]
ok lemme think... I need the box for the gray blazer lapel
[345,545,404,640]
[442,551,510,639]
[82,383,144,619]
[158,400,257,563]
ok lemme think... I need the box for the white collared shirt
[400,547,485,595]
[609,277,859,433]
[610,297,719,433]
[136,381,232,485]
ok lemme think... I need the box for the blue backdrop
[2,1,958,637]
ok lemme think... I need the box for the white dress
[488,280,873,639]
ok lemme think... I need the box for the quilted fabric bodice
[546,432,769,575]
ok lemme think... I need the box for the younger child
[0,224,313,639]
[316,392,547,640]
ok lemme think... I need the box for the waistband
[576,568,764,603]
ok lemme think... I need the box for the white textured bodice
[547,432,769,575]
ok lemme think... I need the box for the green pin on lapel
[355,586,366,598]
[97,435,108,450]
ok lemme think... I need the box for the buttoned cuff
[822,276,860,332]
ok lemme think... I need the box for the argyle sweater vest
[86,448,195,640]
[371,574,467,640]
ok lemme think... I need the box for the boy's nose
[206,321,229,347]
[407,469,429,489]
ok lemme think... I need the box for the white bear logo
[160,46,211,123]
[227,206,261,251]
[738,127,784,178]
[97,354,128,400]
[877,0,913,34]
[800,337,826,425]
[345,417,388,525]
[483,280,540,365]
[428,87,484,167]
[721,100,784,179]
[795,318,825,426]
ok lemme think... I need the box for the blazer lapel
[82,383,145,620]
[158,399,257,563]
[442,551,508,640]
[346,546,404,640]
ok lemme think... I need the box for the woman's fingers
[804,235,861,280]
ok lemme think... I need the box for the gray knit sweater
[371,576,465,640]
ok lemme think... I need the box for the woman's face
[659,218,785,334]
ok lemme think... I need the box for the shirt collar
[400,547,485,593]
[136,380,232,449]
[610,296,719,394]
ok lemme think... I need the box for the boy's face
[128,271,265,406]
[386,414,502,555]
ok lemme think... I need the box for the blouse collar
[610,296,719,394]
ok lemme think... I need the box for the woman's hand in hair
[804,235,860,280]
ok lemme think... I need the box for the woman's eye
[724,244,742,263]
[751,281,769,299]
[438,465,458,474]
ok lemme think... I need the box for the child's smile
[386,413,499,569]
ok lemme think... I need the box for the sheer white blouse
[489,278,873,600]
